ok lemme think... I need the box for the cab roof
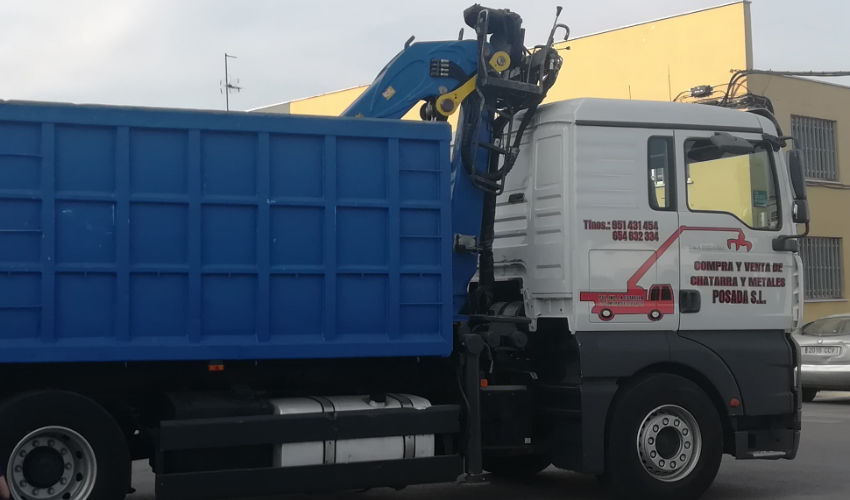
[537,98,772,134]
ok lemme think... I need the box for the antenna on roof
[221,53,243,111]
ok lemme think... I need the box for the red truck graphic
[580,226,752,321]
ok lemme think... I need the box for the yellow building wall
[270,86,423,121]
[688,156,754,225]
[747,74,850,321]
[545,2,751,103]
[288,87,365,116]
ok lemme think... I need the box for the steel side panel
[155,455,464,500]
[0,101,453,363]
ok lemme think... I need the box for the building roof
[748,72,850,92]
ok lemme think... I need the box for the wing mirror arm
[773,225,807,252]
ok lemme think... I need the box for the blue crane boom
[342,4,566,317]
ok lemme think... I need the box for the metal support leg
[462,333,485,482]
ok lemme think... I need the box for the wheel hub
[636,404,702,482]
[22,447,64,488]
[7,426,97,500]
[654,427,680,459]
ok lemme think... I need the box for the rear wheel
[802,388,818,402]
[483,453,551,478]
[0,391,130,500]
[604,374,722,500]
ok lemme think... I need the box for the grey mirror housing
[772,237,800,252]
[787,150,808,201]
[773,149,811,251]
[792,199,810,224]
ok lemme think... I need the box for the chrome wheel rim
[7,426,97,500]
[636,405,701,482]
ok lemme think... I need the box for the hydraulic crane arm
[343,4,568,317]
[343,4,566,191]
[342,4,559,121]
[342,40,480,120]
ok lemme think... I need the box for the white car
[792,313,850,402]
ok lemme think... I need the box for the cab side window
[685,138,780,230]
[648,137,675,210]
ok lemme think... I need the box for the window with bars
[801,237,844,299]
[791,115,838,181]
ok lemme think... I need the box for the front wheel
[0,391,130,500]
[604,374,722,500]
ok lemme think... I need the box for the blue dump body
[0,101,455,363]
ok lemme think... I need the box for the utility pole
[222,53,242,111]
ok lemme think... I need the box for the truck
[0,5,807,500]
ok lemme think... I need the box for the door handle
[680,289,701,313]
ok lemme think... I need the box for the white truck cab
[488,99,802,492]
[495,98,803,335]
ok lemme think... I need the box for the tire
[483,453,551,478]
[0,391,130,500]
[802,388,818,403]
[648,310,663,321]
[604,374,722,500]
[600,309,614,321]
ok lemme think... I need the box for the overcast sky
[1,0,848,111]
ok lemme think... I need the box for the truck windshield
[685,139,779,230]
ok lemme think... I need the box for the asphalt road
[129,392,850,500]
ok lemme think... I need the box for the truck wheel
[600,309,614,321]
[802,388,818,402]
[648,310,663,321]
[0,391,130,500]
[483,453,551,478]
[604,374,722,500]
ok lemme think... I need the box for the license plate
[803,346,841,356]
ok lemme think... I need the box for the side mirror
[787,150,808,201]
[710,132,755,155]
[774,149,811,250]
[792,199,810,224]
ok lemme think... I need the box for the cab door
[573,128,679,331]
[675,130,794,332]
